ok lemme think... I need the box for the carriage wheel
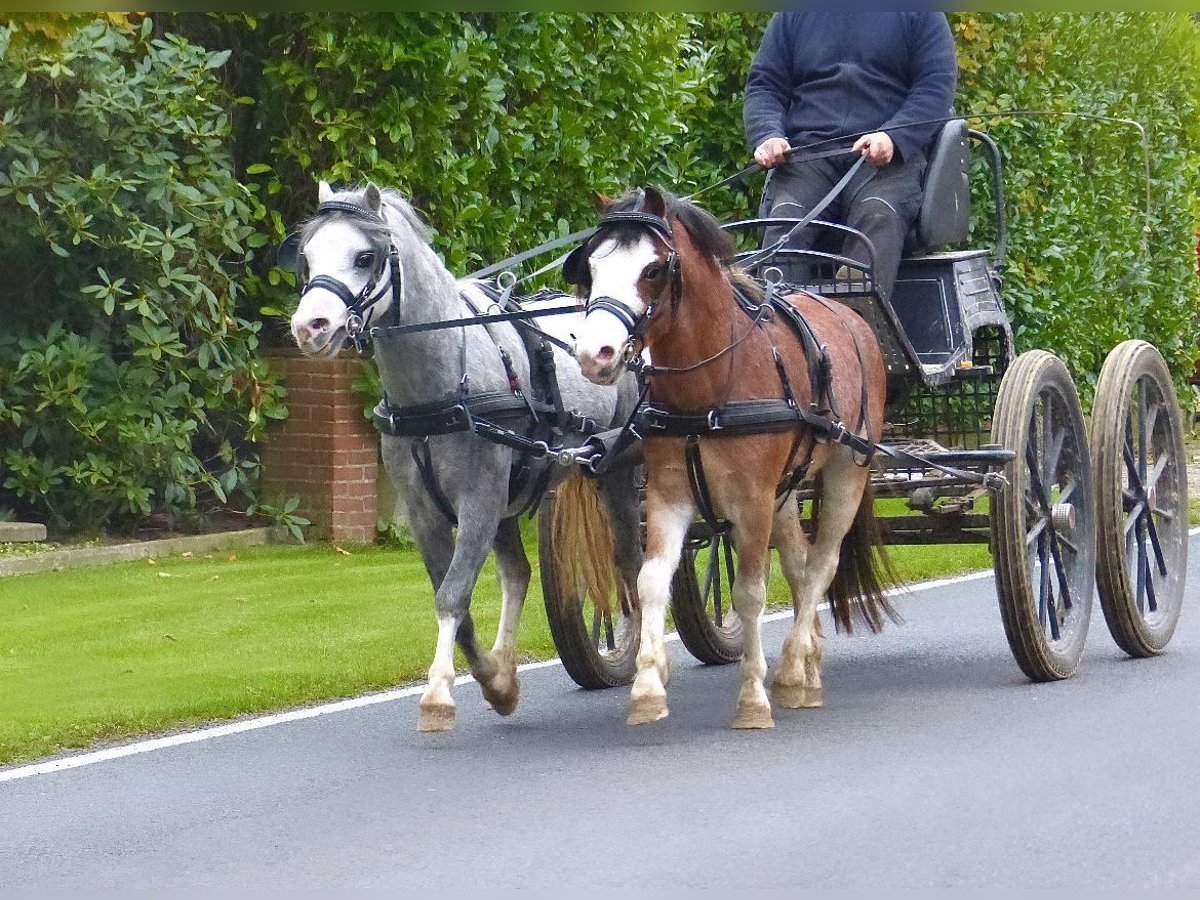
[991,350,1096,681]
[538,492,639,689]
[670,521,744,665]
[1092,341,1188,657]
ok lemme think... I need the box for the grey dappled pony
[290,182,643,731]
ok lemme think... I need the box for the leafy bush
[0,18,285,531]
[952,12,1200,395]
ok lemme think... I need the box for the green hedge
[226,11,1200,389]
[951,12,1200,394]
[3,12,1199,532]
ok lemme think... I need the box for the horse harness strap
[372,283,599,524]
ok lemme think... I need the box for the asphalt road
[4,537,1200,889]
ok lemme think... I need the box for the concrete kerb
[0,527,291,578]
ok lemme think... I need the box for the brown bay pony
[569,186,895,729]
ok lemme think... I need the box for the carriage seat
[905,118,971,255]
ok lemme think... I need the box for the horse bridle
[563,206,682,363]
[297,199,403,349]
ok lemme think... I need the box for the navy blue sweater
[743,12,958,164]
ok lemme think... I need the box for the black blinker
[562,242,590,286]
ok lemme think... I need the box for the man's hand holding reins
[754,137,792,169]
[852,131,895,167]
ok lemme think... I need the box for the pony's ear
[318,180,334,203]
[642,186,667,218]
[364,182,382,213]
[592,191,612,213]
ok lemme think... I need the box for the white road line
[5,528,1199,785]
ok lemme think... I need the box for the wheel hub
[1051,502,1075,533]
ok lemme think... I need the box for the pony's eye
[643,264,664,281]
[354,251,376,269]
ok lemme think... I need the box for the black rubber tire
[1092,340,1188,657]
[538,491,639,689]
[991,350,1096,681]
[670,522,744,665]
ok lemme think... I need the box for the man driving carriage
[744,12,958,301]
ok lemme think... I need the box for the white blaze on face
[574,235,659,385]
[290,219,389,358]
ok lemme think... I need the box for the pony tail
[820,478,901,633]
[550,471,618,613]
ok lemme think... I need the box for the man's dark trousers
[761,150,925,302]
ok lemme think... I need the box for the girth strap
[411,437,458,526]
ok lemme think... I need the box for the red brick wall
[261,351,379,542]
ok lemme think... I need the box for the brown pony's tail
[550,471,618,613]
[817,477,902,633]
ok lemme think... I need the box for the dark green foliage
[0,19,286,530]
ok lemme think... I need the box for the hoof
[482,680,520,717]
[770,681,808,709]
[417,702,456,733]
[731,701,775,730]
[801,686,823,708]
[627,695,669,726]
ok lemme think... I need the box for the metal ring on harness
[496,270,517,292]
[763,266,784,286]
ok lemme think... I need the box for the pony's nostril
[307,318,330,334]
[596,346,615,364]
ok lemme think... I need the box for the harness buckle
[706,410,723,432]
[530,440,551,460]
[346,313,364,338]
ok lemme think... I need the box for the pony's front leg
[629,485,694,726]
[730,501,775,730]
[412,495,506,733]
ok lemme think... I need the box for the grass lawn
[0,528,990,767]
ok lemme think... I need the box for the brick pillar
[261,351,379,542]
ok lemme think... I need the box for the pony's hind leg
[476,515,529,717]
[769,497,823,709]
[774,456,873,711]
[630,478,693,725]
[729,496,776,730]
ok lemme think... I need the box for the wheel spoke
[1055,531,1080,556]
[1123,500,1146,535]
[712,544,724,628]
[1048,529,1075,612]
[1144,452,1170,495]
[722,533,737,617]
[1137,385,1149,484]
[701,546,718,603]
[605,610,616,651]
[1025,515,1049,546]
[1122,425,1145,494]
[592,607,603,647]
[1041,423,1066,493]
[1143,505,1169,577]
[1135,519,1148,614]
